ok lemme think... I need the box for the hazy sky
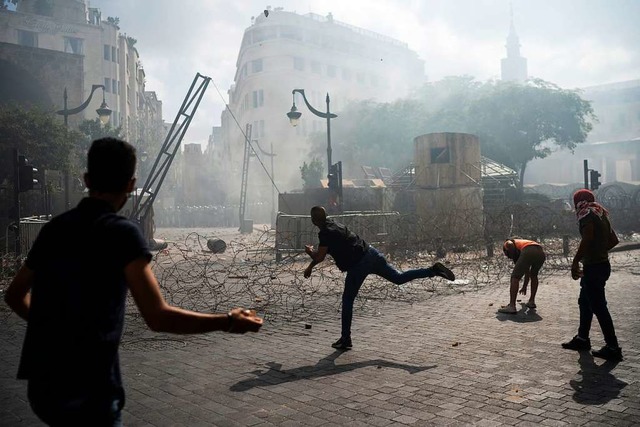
[87,0,640,144]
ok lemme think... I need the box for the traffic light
[327,163,339,191]
[18,155,38,192]
[589,169,601,191]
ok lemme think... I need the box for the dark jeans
[341,246,435,339]
[28,381,123,427]
[577,262,619,348]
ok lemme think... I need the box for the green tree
[0,105,80,184]
[106,16,120,29]
[77,118,122,151]
[299,157,323,189]
[469,79,595,191]
[303,76,594,189]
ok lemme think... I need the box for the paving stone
[1,251,639,426]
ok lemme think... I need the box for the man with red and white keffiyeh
[561,189,622,361]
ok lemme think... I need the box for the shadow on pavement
[570,351,627,405]
[495,303,543,323]
[230,349,435,392]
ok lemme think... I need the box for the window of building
[293,57,305,71]
[430,147,450,164]
[111,46,117,62]
[311,61,321,74]
[327,65,336,78]
[17,30,37,47]
[243,94,249,111]
[342,68,351,81]
[103,44,110,61]
[238,63,247,82]
[116,48,120,63]
[112,79,117,95]
[127,85,131,104]
[118,81,121,95]
[63,37,83,54]
[251,59,263,73]
[104,78,111,93]
[252,90,264,108]
[252,26,277,43]
[280,26,303,41]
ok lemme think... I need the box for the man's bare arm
[305,245,328,263]
[4,265,33,321]
[304,245,328,278]
[125,258,262,334]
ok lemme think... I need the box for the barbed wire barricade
[121,197,639,345]
[2,196,638,349]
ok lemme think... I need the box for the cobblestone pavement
[1,246,638,426]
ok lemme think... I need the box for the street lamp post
[286,89,337,175]
[56,84,112,209]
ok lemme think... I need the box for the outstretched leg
[368,247,441,284]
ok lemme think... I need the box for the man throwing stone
[304,206,455,350]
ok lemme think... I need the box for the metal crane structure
[129,73,211,243]
[238,126,279,231]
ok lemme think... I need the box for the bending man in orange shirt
[498,238,546,314]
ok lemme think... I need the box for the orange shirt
[503,239,540,255]
[511,239,540,251]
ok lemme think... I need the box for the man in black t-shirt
[304,206,455,350]
[5,138,262,426]
[562,189,622,361]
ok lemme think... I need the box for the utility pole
[12,148,21,256]
[583,159,589,189]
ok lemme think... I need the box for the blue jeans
[341,246,435,339]
[577,262,619,348]
[28,381,123,427]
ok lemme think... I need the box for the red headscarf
[573,189,608,221]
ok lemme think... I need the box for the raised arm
[125,257,262,334]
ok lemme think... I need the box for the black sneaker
[432,262,455,281]
[592,345,623,361]
[331,337,352,350]
[561,335,591,350]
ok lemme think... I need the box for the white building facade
[215,7,425,208]
[0,0,164,153]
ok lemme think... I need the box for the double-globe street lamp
[55,84,112,208]
[286,89,342,211]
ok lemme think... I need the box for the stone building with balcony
[214,7,426,219]
[0,0,165,154]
